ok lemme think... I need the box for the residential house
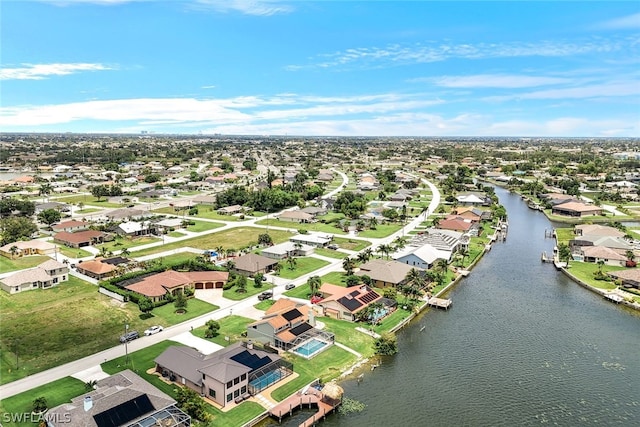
[453,206,492,221]
[154,342,293,407]
[456,193,486,206]
[574,224,624,238]
[232,253,279,276]
[76,257,122,280]
[247,298,334,350]
[289,232,332,248]
[437,217,478,233]
[300,206,328,217]
[278,210,314,223]
[46,370,190,427]
[355,259,419,288]
[261,241,314,260]
[316,283,383,322]
[569,234,634,252]
[578,246,628,266]
[125,270,229,302]
[117,221,156,238]
[192,194,217,205]
[217,205,244,215]
[552,201,602,217]
[608,269,640,289]
[0,259,68,294]
[35,201,70,213]
[52,220,90,233]
[106,208,149,221]
[0,239,57,258]
[54,230,106,248]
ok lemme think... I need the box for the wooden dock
[427,297,452,310]
[268,386,340,427]
[604,293,624,304]
[541,252,554,263]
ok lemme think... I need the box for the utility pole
[124,323,130,366]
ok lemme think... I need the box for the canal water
[264,186,640,426]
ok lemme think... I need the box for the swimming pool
[249,369,282,391]
[293,338,328,358]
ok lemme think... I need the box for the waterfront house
[437,217,478,233]
[355,259,419,288]
[607,269,640,289]
[578,246,628,266]
[46,370,190,427]
[0,259,68,294]
[551,201,602,217]
[154,342,293,407]
[316,283,382,322]
[574,224,624,238]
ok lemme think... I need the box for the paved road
[0,173,440,400]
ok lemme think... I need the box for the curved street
[0,171,440,399]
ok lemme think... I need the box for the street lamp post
[124,323,130,366]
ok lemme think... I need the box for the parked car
[144,325,163,336]
[327,244,339,250]
[258,291,273,301]
[119,330,139,343]
[285,283,295,290]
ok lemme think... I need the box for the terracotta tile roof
[77,259,117,275]
[54,230,104,244]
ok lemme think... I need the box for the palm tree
[9,245,20,259]
[625,250,635,262]
[226,260,235,272]
[393,236,408,251]
[356,251,369,264]
[342,257,356,275]
[369,217,378,230]
[99,246,109,258]
[436,259,449,276]
[307,275,321,297]
[377,244,393,260]
[38,183,53,202]
[431,216,441,227]
[120,247,131,258]
[286,256,297,271]
[273,262,282,275]
[457,247,469,267]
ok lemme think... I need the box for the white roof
[262,241,313,256]
[394,244,452,265]
[119,221,144,233]
[290,233,332,245]
[456,194,484,203]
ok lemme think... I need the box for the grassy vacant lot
[57,246,93,258]
[101,340,265,426]
[276,257,330,279]
[555,227,575,245]
[330,237,371,251]
[96,236,160,253]
[357,223,403,238]
[0,377,86,427]
[191,315,254,347]
[271,346,357,402]
[186,219,225,232]
[132,227,293,257]
[54,195,121,207]
[254,218,347,235]
[283,271,346,299]
[0,277,217,385]
[321,271,347,285]
[0,255,50,273]
[314,247,347,259]
[154,205,242,222]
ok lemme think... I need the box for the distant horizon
[2,1,639,137]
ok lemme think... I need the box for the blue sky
[1,1,639,137]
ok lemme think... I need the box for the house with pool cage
[154,341,292,408]
[247,298,335,358]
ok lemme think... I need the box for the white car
[144,325,163,336]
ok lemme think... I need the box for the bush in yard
[205,320,220,338]
[32,397,48,413]
[174,292,188,310]
[138,296,153,314]
[175,386,211,423]
[373,333,398,356]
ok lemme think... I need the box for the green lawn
[254,299,276,310]
[0,255,50,273]
[283,272,345,299]
[132,227,293,257]
[283,283,312,299]
[95,236,160,253]
[186,220,225,232]
[330,237,371,251]
[320,317,374,357]
[320,271,346,285]
[223,281,274,301]
[565,261,623,291]
[276,257,330,279]
[270,346,357,402]
[314,248,347,259]
[555,227,574,245]
[56,246,93,259]
[76,208,100,214]
[372,307,413,334]
[154,205,242,222]
[191,315,254,347]
[53,195,121,207]
[357,223,403,238]
[151,298,219,323]
[0,377,87,427]
[255,218,348,235]
[168,231,187,237]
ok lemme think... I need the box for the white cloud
[425,74,571,89]
[595,13,640,30]
[192,0,292,16]
[484,80,640,102]
[0,63,115,80]
[290,37,639,70]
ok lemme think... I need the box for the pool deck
[269,387,340,427]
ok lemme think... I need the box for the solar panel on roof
[359,291,379,304]
[338,296,362,311]
[282,308,302,321]
[230,350,270,371]
[93,394,154,427]
[349,290,360,297]
[290,322,313,336]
